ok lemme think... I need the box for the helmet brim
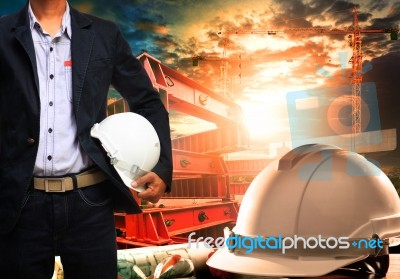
[206,248,367,277]
[115,168,146,192]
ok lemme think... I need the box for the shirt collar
[28,1,72,38]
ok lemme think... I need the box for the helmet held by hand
[91,112,160,192]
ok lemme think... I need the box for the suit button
[26,138,35,145]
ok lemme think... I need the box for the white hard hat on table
[207,144,400,277]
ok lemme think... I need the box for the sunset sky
[1,0,399,162]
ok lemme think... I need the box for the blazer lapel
[70,8,95,116]
[13,5,40,98]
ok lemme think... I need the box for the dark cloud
[363,51,400,164]
[363,52,400,130]
[369,11,400,29]
[268,0,313,28]
[367,1,390,12]
[362,34,399,59]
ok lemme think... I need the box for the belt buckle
[44,178,67,192]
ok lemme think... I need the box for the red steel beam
[172,124,249,154]
[172,149,228,177]
[115,201,238,246]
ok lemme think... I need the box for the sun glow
[239,93,289,141]
[257,62,293,79]
[235,35,298,53]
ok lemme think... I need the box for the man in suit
[0,0,173,278]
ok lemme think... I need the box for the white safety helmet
[207,144,400,277]
[91,112,160,192]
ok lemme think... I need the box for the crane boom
[219,27,397,36]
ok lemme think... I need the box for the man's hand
[131,172,167,203]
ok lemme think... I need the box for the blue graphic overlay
[286,82,381,150]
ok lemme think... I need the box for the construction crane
[192,53,300,99]
[217,6,398,151]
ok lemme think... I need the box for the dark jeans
[0,181,117,279]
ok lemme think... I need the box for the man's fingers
[131,173,152,188]
[130,172,167,203]
[137,187,160,203]
[137,188,152,200]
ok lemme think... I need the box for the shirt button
[26,138,35,145]
[47,155,52,161]
[48,128,53,133]
[50,74,54,79]
[49,101,53,106]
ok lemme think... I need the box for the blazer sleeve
[110,27,173,192]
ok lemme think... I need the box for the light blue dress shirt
[29,3,91,176]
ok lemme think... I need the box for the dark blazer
[0,4,173,234]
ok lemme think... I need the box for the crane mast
[351,6,362,150]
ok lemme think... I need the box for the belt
[33,168,108,192]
